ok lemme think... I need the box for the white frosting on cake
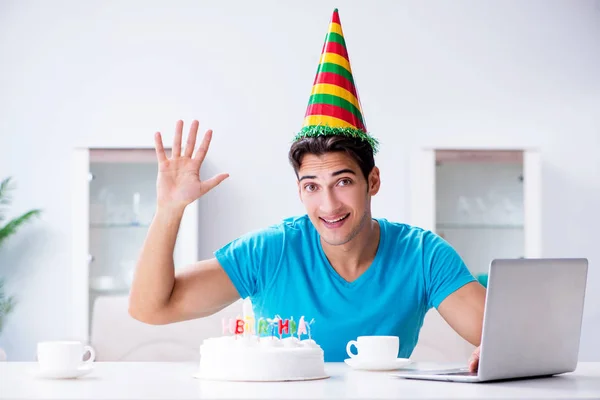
[197,335,327,381]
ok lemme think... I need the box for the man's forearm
[437,282,486,346]
[128,206,185,321]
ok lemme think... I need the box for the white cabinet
[71,148,199,341]
[410,148,542,283]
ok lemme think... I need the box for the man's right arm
[128,207,240,325]
[128,120,235,325]
[129,256,240,325]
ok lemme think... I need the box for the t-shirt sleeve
[214,225,285,299]
[423,232,476,309]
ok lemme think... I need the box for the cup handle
[83,345,96,364]
[346,340,359,358]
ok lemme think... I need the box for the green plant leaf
[0,177,39,335]
[0,209,42,247]
[0,177,13,204]
[0,277,17,334]
[0,296,16,315]
[0,177,14,223]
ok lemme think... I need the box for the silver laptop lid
[478,258,588,381]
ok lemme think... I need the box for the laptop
[392,258,588,383]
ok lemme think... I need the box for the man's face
[297,152,380,246]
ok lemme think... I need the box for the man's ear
[368,166,381,195]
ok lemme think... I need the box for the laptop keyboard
[440,371,478,377]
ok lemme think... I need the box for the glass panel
[88,149,158,329]
[435,150,524,285]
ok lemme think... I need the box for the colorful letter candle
[235,319,245,335]
[234,313,315,340]
[257,318,268,335]
[297,316,307,338]
[278,319,289,337]
[221,318,227,335]
[244,315,255,334]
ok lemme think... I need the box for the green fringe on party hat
[293,8,379,153]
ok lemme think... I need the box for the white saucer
[33,365,94,379]
[193,372,330,381]
[344,357,412,371]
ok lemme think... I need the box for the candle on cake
[297,316,307,339]
[242,298,254,336]
[257,317,268,335]
[278,318,289,338]
[307,318,315,339]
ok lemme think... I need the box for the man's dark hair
[288,135,375,181]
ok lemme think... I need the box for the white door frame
[409,146,542,259]
[71,148,91,342]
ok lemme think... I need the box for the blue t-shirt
[214,215,475,362]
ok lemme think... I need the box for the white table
[2,362,600,399]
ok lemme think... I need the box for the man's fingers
[184,120,199,158]
[154,132,167,163]
[171,120,183,158]
[193,129,213,166]
[202,173,230,193]
[468,349,480,372]
[469,358,479,373]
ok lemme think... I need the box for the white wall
[0,0,599,360]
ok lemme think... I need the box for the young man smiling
[128,9,486,370]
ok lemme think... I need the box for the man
[128,9,485,370]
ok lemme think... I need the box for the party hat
[293,8,379,153]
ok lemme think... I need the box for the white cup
[346,336,399,362]
[37,341,95,372]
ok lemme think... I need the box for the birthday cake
[196,301,326,381]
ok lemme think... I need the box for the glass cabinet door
[435,150,525,285]
[88,150,158,319]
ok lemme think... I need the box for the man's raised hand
[154,120,229,211]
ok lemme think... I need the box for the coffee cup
[346,336,399,362]
[37,341,95,372]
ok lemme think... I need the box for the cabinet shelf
[90,287,130,294]
[90,223,150,229]
[436,223,524,229]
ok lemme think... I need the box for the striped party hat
[293,8,379,153]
